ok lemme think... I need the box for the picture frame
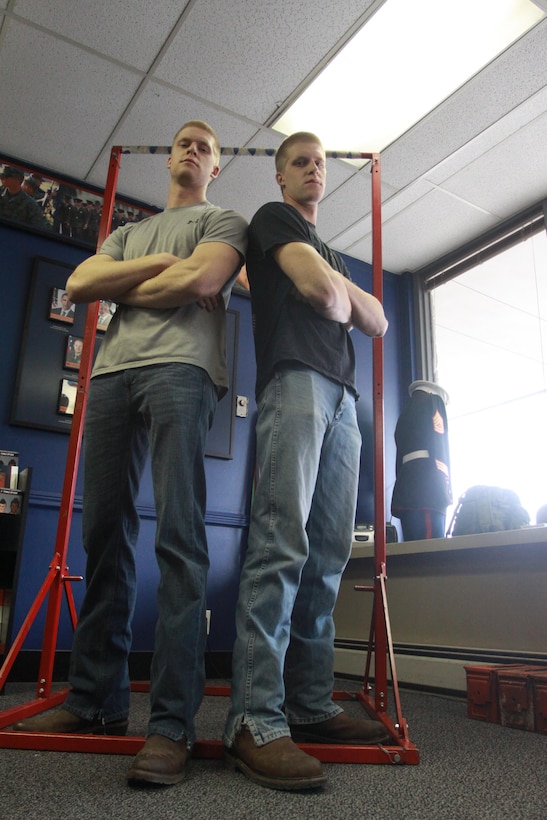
[0,153,160,251]
[64,335,83,370]
[11,257,240,458]
[49,287,75,324]
[11,257,102,434]
[57,378,77,416]
[96,300,117,332]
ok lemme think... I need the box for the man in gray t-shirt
[13,121,248,788]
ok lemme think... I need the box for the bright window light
[273,0,544,155]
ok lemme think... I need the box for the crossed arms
[273,242,388,337]
[66,241,242,310]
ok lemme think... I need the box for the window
[431,228,547,524]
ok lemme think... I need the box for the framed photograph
[11,257,102,434]
[57,378,77,416]
[96,300,117,331]
[49,287,75,324]
[0,153,159,250]
[11,257,240,457]
[64,335,83,370]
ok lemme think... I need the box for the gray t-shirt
[92,202,248,396]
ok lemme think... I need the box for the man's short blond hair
[172,120,221,164]
[275,131,324,172]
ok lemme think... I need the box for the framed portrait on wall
[11,257,102,434]
[57,378,77,416]
[64,335,83,370]
[11,257,240,458]
[96,300,116,331]
[49,287,75,323]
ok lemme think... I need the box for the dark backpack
[447,485,530,536]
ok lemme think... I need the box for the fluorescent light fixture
[273,0,544,157]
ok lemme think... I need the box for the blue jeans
[65,363,217,745]
[224,366,361,746]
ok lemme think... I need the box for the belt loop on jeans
[402,449,430,464]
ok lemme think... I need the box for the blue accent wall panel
[1,222,406,656]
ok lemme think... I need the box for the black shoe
[12,708,128,736]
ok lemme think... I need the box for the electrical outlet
[206,609,211,635]
[236,395,248,417]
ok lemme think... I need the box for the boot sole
[126,767,185,786]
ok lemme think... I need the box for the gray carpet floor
[0,680,545,819]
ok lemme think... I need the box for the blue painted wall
[0,222,407,656]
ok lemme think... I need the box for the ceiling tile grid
[379,19,547,193]
[350,187,498,273]
[11,0,186,70]
[85,82,258,201]
[328,177,431,253]
[424,85,547,187]
[438,112,547,218]
[153,0,378,122]
[0,18,142,177]
[0,1,544,273]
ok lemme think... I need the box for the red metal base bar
[0,683,419,764]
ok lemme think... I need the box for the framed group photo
[0,153,159,251]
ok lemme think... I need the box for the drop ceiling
[0,0,546,274]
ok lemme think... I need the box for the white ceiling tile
[86,82,259,207]
[0,2,544,273]
[440,113,547,218]
[346,188,498,273]
[380,19,547,192]
[153,0,378,122]
[426,85,547,186]
[12,0,185,70]
[330,177,430,252]
[0,19,141,177]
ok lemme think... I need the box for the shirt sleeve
[250,202,311,258]
[198,208,248,261]
[98,224,130,260]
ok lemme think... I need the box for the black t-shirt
[247,202,356,398]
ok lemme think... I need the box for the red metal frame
[0,147,419,765]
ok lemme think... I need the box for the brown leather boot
[290,711,391,745]
[12,708,128,736]
[126,734,190,786]
[225,726,327,791]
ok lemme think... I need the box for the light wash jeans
[224,366,361,746]
[64,363,217,745]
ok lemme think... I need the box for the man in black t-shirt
[224,132,389,790]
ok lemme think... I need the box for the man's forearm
[344,278,388,337]
[66,253,179,303]
[120,242,242,309]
